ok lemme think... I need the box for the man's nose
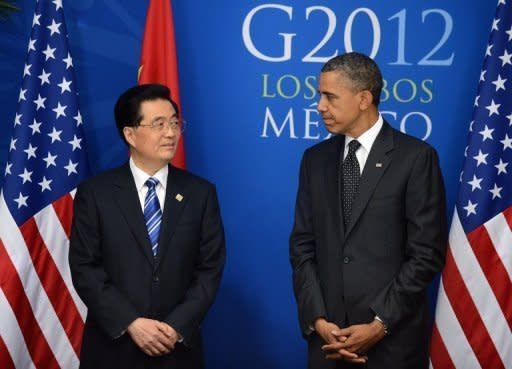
[317,95,327,112]
[163,124,178,137]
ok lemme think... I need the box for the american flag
[0,1,87,368]
[430,1,512,368]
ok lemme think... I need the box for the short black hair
[114,83,180,145]
[321,52,383,107]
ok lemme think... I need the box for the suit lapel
[345,122,394,238]
[325,135,345,242]
[113,163,154,265]
[154,165,188,269]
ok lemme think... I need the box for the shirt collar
[129,157,168,192]
[345,113,384,153]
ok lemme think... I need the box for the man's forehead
[320,70,349,82]
[141,99,176,114]
[319,71,354,90]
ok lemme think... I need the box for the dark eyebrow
[150,111,178,124]
[151,116,166,123]
[318,90,337,98]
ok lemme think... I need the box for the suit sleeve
[289,152,327,335]
[69,182,139,339]
[164,184,226,345]
[369,146,448,331]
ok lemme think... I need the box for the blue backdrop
[0,1,497,368]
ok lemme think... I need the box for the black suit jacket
[290,122,448,369]
[69,163,225,369]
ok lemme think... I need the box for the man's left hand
[159,322,180,347]
[322,319,386,357]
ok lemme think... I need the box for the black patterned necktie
[342,140,361,227]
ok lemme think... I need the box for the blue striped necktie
[144,177,162,257]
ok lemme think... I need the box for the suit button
[153,275,159,283]
[343,257,350,264]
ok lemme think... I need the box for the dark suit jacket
[290,122,448,369]
[69,163,225,369]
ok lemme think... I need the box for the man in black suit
[69,84,225,369]
[289,52,448,368]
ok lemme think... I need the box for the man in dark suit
[69,84,225,369]
[289,52,448,369]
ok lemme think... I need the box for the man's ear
[123,126,136,147]
[359,90,374,111]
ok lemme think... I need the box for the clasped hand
[127,317,179,357]
[314,318,386,364]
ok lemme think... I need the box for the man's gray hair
[321,52,383,107]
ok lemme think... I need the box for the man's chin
[323,123,341,135]
[159,151,176,163]
[160,146,176,156]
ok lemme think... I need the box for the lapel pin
[376,162,383,168]
[175,194,184,202]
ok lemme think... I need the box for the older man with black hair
[70,84,225,369]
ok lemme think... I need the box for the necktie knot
[348,140,361,156]
[145,177,159,190]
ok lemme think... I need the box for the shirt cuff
[374,315,389,335]
[114,329,126,339]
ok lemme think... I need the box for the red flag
[139,0,186,169]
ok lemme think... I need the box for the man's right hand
[314,318,367,364]
[127,318,176,356]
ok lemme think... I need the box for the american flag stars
[19,88,27,102]
[458,0,512,230]
[33,94,46,110]
[29,118,42,134]
[42,44,56,61]
[52,0,63,11]
[38,68,51,85]
[47,19,61,36]
[48,127,62,143]
[42,151,57,168]
[2,3,87,226]
[52,102,67,118]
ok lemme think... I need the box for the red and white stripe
[430,208,512,369]
[0,191,85,369]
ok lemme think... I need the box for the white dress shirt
[129,157,168,212]
[343,114,384,174]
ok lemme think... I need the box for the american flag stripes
[430,1,512,368]
[0,1,87,368]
